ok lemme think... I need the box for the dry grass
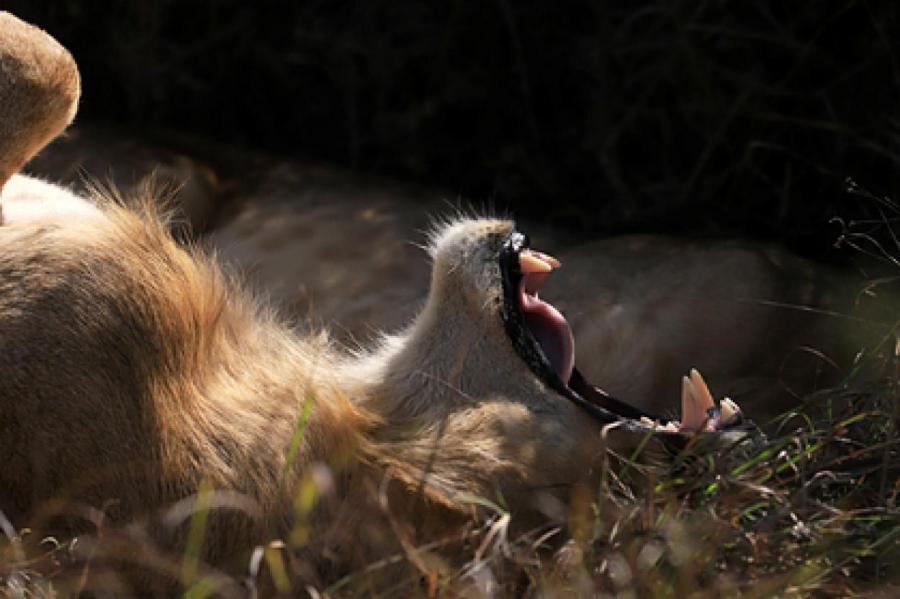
[1,359,897,597]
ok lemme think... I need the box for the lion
[0,11,754,592]
[0,199,753,586]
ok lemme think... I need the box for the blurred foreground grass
[1,353,897,597]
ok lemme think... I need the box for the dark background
[6,1,900,257]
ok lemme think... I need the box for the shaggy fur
[0,196,376,567]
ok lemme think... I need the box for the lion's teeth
[641,416,675,432]
[519,249,557,273]
[532,250,561,269]
[681,376,698,430]
[720,397,740,424]
[681,374,712,431]
[689,368,715,411]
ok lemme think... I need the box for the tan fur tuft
[0,12,80,189]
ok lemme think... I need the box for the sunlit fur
[0,196,374,558]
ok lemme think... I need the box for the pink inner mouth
[513,248,745,434]
[519,271,575,386]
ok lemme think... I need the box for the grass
[1,363,898,596]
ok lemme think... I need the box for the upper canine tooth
[519,251,553,273]
[531,250,561,269]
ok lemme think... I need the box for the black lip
[499,231,668,427]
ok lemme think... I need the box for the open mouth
[498,230,747,434]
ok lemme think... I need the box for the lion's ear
[0,12,80,189]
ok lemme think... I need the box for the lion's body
[0,194,612,583]
[0,199,369,559]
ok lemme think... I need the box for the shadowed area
[5,2,899,252]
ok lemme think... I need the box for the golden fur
[0,198,374,565]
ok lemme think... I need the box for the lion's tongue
[520,273,575,385]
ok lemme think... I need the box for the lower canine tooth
[720,398,740,424]
[681,376,701,431]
